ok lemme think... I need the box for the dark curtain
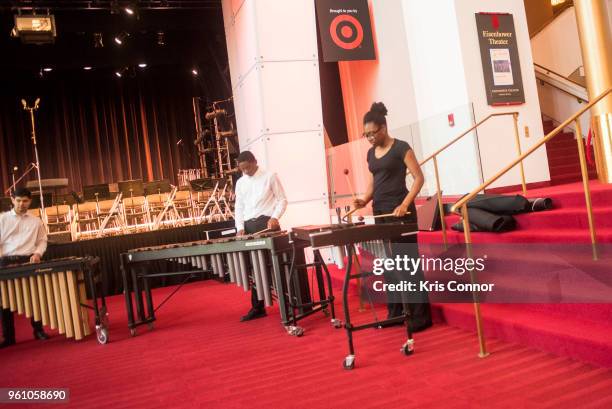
[0,69,203,194]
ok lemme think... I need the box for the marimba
[291,222,419,370]
[121,230,334,336]
[0,256,109,344]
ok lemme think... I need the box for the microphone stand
[22,98,46,227]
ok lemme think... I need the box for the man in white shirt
[234,151,288,321]
[1,188,50,348]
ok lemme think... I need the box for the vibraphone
[291,221,419,370]
[121,230,336,336]
[0,256,109,344]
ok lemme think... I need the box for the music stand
[83,184,111,201]
[190,178,226,222]
[31,192,53,209]
[55,193,78,206]
[189,178,216,192]
[118,180,145,197]
[144,180,171,196]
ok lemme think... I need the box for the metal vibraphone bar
[291,222,419,370]
[120,230,332,336]
[0,256,109,344]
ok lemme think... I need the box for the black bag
[466,194,530,215]
[451,208,516,233]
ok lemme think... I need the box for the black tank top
[367,139,411,211]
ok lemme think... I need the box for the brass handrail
[534,63,586,89]
[450,87,611,361]
[452,87,611,215]
[418,112,521,247]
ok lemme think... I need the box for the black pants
[244,216,271,311]
[373,205,432,329]
[0,256,44,342]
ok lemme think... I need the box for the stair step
[421,180,612,367]
[433,303,612,368]
[551,173,597,185]
[419,227,612,244]
[516,206,612,229]
[546,146,581,156]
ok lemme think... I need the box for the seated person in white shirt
[0,188,50,348]
[234,151,288,322]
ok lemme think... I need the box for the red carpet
[542,118,597,185]
[416,181,612,368]
[2,280,612,409]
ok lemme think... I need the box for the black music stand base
[341,244,414,370]
[284,247,340,337]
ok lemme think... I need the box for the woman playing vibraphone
[353,102,432,332]
[0,188,50,348]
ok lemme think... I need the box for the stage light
[125,7,135,15]
[83,66,92,71]
[138,63,147,68]
[12,14,56,44]
[157,31,165,46]
[94,32,104,48]
[114,32,129,45]
[43,67,53,72]
[115,67,127,78]
[191,69,199,76]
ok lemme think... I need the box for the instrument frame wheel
[331,318,343,329]
[401,339,415,356]
[129,328,137,337]
[285,325,304,337]
[322,308,331,317]
[147,322,154,330]
[96,326,109,344]
[343,355,355,370]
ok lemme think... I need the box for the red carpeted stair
[542,118,597,185]
[416,181,612,368]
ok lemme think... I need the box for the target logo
[329,14,364,50]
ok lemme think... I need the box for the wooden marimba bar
[0,256,108,343]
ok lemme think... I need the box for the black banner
[316,0,376,62]
[475,13,525,106]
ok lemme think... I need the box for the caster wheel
[331,319,343,329]
[343,355,355,370]
[96,326,109,344]
[129,328,137,337]
[286,325,304,337]
[147,322,154,330]
[322,308,331,317]
[401,339,415,356]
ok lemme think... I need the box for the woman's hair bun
[369,102,388,116]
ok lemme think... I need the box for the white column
[223,0,330,228]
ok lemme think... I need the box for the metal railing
[418,112,522,247]
[452,88,611,245]
[449,87,611,358]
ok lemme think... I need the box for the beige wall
[524,0,554,36]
